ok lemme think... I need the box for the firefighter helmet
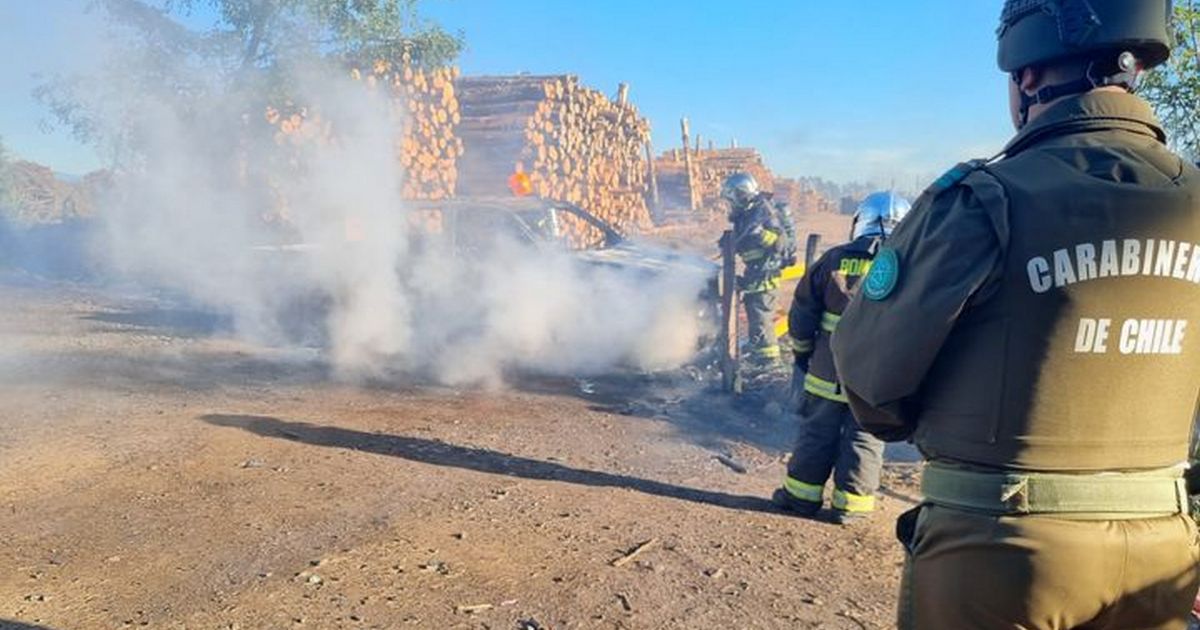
[997,0,1173,73]
[851,192,911,240]
[721,173,760,207]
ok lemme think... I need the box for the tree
[162,0,463,71]
[35,0,464,159]
[1142,0,1200,159]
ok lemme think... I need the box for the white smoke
[423,238,707,386]
[75,29,709,385]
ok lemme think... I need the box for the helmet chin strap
[1013,52,1143,129]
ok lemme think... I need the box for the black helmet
[997,0,1173,73]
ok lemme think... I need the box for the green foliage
[35,0,463,160]
[162,0,463,69]
[1142,0,1200,159]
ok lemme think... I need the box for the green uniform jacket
[831,91,1200,472]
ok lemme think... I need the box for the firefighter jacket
[730,194,787,293]
[832,91,1200,473]
[790,236,879,403]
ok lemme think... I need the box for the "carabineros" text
[1027,239,1200,294]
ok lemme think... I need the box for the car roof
[407,197,567,214]
[406,196,625,244]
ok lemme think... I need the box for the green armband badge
[863,247,899,301]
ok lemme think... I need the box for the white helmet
[851,191,912,240]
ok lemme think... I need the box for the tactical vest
[914,113,1200,472]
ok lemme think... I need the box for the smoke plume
[60,23,709,385]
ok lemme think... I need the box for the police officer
[832,2,1200,627]
[720,173,794,372]
[774,192,911,524]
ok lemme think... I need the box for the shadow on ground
[0,621,60,630]
[83,307,232,337]
[514,371,925,465]
[515,371,795,454]
[9,271,922,463]
[201,413,783,516]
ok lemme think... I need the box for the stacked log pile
[790,183,839,214]
[455,75,653,248]
[692,148,774,211]
[652,146,776,216]
[650,151,697,218]
[369,60,463,200]
[266,56,463,202]
[772,177,806,212]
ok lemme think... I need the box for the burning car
[407,196,718,291]
[252,196,721,365]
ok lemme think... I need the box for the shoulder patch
[931,159,987,194]
[863,247,900,301]
[906,158,993,218]
[912,158,990,208]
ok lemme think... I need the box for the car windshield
[531,205,623,250]
[454,207,534,255]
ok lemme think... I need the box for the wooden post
[680,117,699,214]
[720,229,741,394]
[805,233,822,268]
[644,140,660,219]
[614,83,630,126]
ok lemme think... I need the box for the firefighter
[832,1,1200,627]
[773,192,911,524]
[720,173,794,373]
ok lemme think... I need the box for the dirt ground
[0,212,926,630]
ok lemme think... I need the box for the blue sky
[0,0,1013,184]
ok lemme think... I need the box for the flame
[508,171,534,197]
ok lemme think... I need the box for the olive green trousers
[898,504,1200,629]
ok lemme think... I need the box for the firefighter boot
[771,487,821,517]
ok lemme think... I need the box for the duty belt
[921,463,1188,515]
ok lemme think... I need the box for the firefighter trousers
[897,504,1200,629]
[784,394,884,513]
[742,289,779,365]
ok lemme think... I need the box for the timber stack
[364,59,463,201]
[266,70,658,246]
[691,147,774,211]
[455,75,653,247]
[772,177,805,212]
[267,55,463,202]
[652,145,778,217]
[650,149,699,219]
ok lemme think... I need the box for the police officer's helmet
[997,0,1173,73]
[720,173,760,207]
[852,192,912,240]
